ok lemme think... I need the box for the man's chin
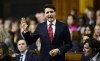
[48,18,54,21]
[84,53,89,56]
[20,50,24,53]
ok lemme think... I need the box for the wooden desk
[65,52,82,61]
[11,52,82,61]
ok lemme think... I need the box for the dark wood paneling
[94,0,100,10]
[52,0,79,20]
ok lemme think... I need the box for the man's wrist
[57,48,61,55]
[23,30,28,33]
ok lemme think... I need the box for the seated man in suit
[16,38,37,61]
[82,38,100,61]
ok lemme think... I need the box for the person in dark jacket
[0,42,11,61]
[16,38,37,61]
[21,4,72,61]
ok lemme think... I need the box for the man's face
[95,26,100,36]
[44,8,56,22]
[83,43,92,56]
[17,40,27,53]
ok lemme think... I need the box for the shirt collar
[47,19,56,26]
[92,52,99,61]
[20,49,28,55]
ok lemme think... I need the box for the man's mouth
[48,17,53,18]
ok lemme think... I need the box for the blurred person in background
[28,19,38,35]
[81,25,94,44]
[66,15,78,32]
[96,10,100,25]
[28,19,41,52]
[83,25,94,38]
[35,11,46,23]
[81,35,89,45]
[0,42,11,61]
[69,31,82,52]
[0,19,15,54]
[9,20,22,53]
[93,25,100,41]
[77,17,86,35]
[70,9,79,21]
[82,38,100,61]
[84,7,94,16]
[86,9,96,27]
[0,18,4,31]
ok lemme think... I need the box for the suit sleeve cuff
[58,49,61,55]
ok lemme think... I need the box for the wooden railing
[11,52,82,61]
[65,52,82,61]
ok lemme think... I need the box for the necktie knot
[49,22,53,25]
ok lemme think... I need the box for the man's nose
[20,45,23,47]
[48,12,52,15]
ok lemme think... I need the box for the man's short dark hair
[84,38,100,52]
[17,37,26,44]
[44,4,56,12]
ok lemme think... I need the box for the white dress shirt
[91,52,99,61]
[20,49,28,61]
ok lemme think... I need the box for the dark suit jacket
[96,52,100,61]
[0,55,11,61]
[86,18,96,27]
[23,20,72,61]
[81,52,100,61]
[16,50,37,61]
[81,54,90,61]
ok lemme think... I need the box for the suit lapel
[16,54,20,61]
[43,22,51,43]
[96,52,100,61]
[52,21,59,43]
[25,51,29,61]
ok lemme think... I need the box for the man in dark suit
[82,38,100,61]
[21,4,72,61]
[16,38,37,61]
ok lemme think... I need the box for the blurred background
[0,0,52,18]
[0,0,100,20]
